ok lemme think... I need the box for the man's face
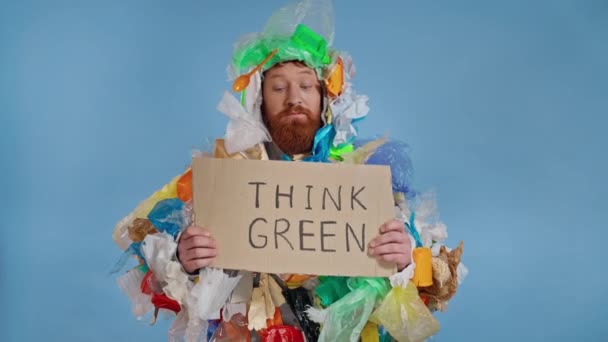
[262,61,323,155]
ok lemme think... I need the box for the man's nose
[286,86,303,106]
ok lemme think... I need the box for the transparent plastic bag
[209,313,250,342]
[116,266,153,319]
[369,282,439,342]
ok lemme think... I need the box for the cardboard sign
[192,157,396,277]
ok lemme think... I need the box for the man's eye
[273,87,286,92]
[301,84,313,90]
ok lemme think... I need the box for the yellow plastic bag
[133,173,181,218]
[369,281,439,342]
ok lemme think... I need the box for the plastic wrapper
[330,85,369,146]
[177,169,193,202]
[401,191,448,248]
[315,286,376,341]
[369,282,439,342]
[141,270,164,295]
[207,320,221,341]
[313,278,389,342]
[341,137,386,165]
[301,277,320,291]
[133,173,181,218]
[141,233,177,284]
[229,0,335,79]
[282,286,320,342]
[128,218,158,242]
[140,232,190,304]
[110,241,144,274]
[305,124,335,162]
[187,268,242,321]
[263,0,334,46]
[217,90,270,154]
[354,138,414,197]
[168,310,188,342]
[457,262,469,285]
[116,266,153,319]
[185,318,209,342]
[248,287,269,330]
[389,262,415,289]
[259,325,305,342]
[113,212,135,251]
[418,242,464,312]
[147,198,190,238]
[314,276,350,307]
[378,326,393,342]
[360,322,379,342]
[209,313,250,342]
[151,292,181,313]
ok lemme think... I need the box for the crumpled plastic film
[248,287,269,331]
[185,317,209,342]
[360,322,379,342]
[209,313,250,342]
[217,90,270,154]
[147,198,190,238]
[283,286,320,342]
[127,218,158,242]
[457,262,469,285]
[140,232,190,304]
[405,191,448,248]
[230,0,335,79]
[342,137,387,165]
[110,241,144,274]
[141,233,177,284]
[314,277,389,342]
[133,173,181,218]
[113,212,135,251]
[187,267,242,321]
[389,262,416,288]
[177,169,193,202]
[330,85,369,146]
[355,138,415,197]
[263,0,334,46]
[314,276,350,307]
[117,266,153,319]
[369,281,440,342]
[259,325,305,342]
[168,310,189,342]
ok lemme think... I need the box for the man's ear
[320,83,330,125]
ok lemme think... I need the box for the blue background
[1,0,607,341]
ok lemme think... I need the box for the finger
[181,247,218,262]
[379,220,405,234]
[378,253,407,264]
[183,258,215,274]
[369,242,406,256]
[181,235,216,251]
[369,231,406,248]
[181,226,211,241]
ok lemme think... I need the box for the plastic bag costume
[111,1,467,341]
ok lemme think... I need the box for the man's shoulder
[213,138,267,160]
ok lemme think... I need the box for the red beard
[263,105,322,155]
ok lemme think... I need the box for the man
[113,1,459,341]
[176,61,413,276]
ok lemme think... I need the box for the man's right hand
[177,225,218,274]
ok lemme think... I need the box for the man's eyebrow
[298,69,314,75]
[267,73,285,79]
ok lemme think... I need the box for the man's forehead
[265,62,317,78]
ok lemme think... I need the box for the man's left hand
[368,219,412,272]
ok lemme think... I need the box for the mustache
[278,105,313,118]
